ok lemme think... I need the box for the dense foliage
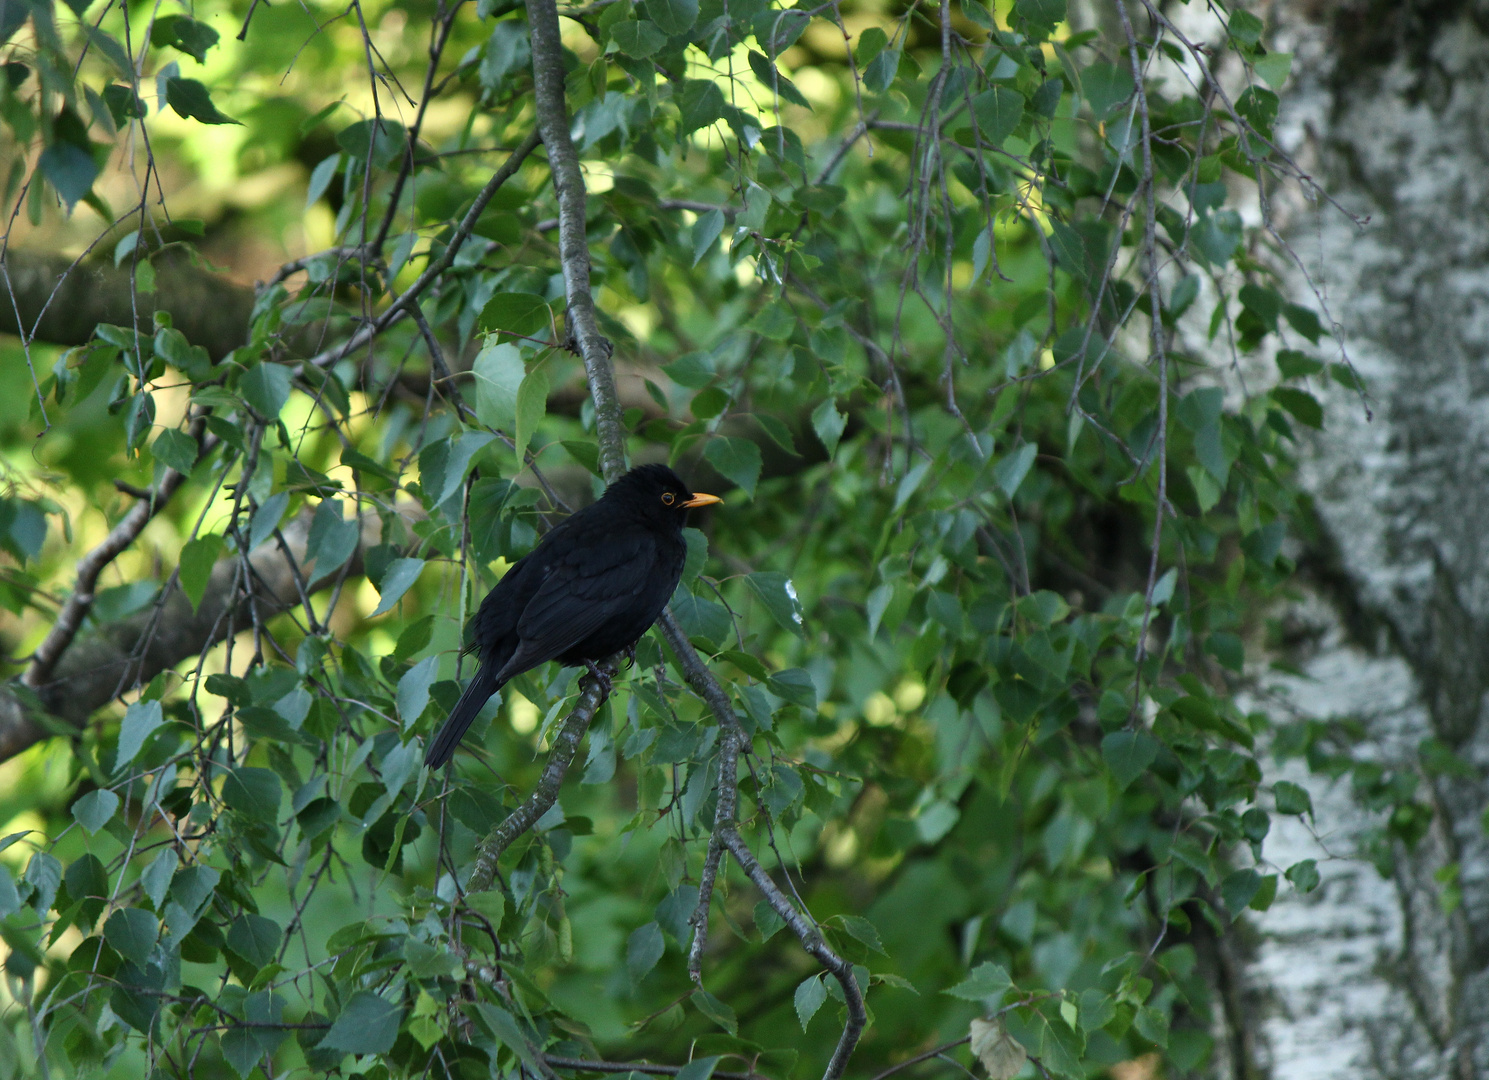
[0,0,1373,1077]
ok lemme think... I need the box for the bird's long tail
[424,661,503,768]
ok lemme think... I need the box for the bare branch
[527,0,625,482]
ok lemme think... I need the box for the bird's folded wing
[500,534,654,673]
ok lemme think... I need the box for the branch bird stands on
[424,464,721,768]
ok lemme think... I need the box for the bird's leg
[622,645,638,670]
[582,660,614,696]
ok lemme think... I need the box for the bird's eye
[661,492,675,505]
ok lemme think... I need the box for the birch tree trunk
[1221,4,1489,1076]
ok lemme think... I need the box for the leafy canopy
[0,0,1389,1078]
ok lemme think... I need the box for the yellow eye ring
[662,492,675,505]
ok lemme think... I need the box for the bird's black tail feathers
[424,662,503,768]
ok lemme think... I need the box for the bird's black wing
[494,530,654,680]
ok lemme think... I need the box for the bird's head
[608,463,721,529]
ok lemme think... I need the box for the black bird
[423,464,721,768]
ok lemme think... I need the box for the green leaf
[767,668,817,708]
[103,84,147,126]
[321,991,402,1055]
[420,432,496,509]
[150,428,197,474]
[663,352,715,388]
[681,527,708,583]
[1134,1005,1169,1048]
[747,302,795,341]
[691,990,737,1035]
[676,1058,720,1080]
[179,534,224,613]
[397,656,439,724]
[473,342,525,429]
[245,494,288,555]
[794,975,826,1030]
[72,788,120,835]
[863,49,899,94]
[515,367,549,461]
[1254,51,1292,89]
[1227,9,1264,48]
[627,921,664,981]
[854,27,888,65]
[149,15,219,63]
[165,77,239,124]
[240,363,291,418]
[1286,858,1320,893]
[754,414,797,455]
[171,865,221,914]
[692,208,725,266]
[643,0,697,35]
[993,442,1038,497]
[747,50,809,108]
[115,699,165,769]
[679,79,725,135]
[1271,387,1323,428]
[39,143,98,211]
[1101,730,1156,790]
[611,19,668,58]
[1220,869,1261,918]
[0,866,23,918]
[754,900,785,941]
[104,907,158,965]
[746,572,804,636]
[227,912,282,969]
[811,398,846,457]
[969,86,1024,147]
[478,292,552,341]
[222,767,281,822]
[1283,303,1323,343]
[704,437,762,497]
[473,1002,539,1068]
[336,118,407,166]
[838,915,887,954]
[1082,62,1135,120]
[305,499,359,580]
[1273,780,1313,816]
[370,557,425,617]
[945,961,1012,1002]
[1014,0,1066,30]
[140,849,177,911]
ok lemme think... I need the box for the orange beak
[681,492,722,508]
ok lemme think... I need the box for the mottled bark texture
[1219,3,1489,1077]
[1,250,257,360]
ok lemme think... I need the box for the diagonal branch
[24,418,212,690]
[464,666,613,894]
[0,512,371,764]
[300,129,542,372]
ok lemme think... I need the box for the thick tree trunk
[1223,3,1489,1077]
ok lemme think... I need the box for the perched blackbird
[423,464,720,768]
